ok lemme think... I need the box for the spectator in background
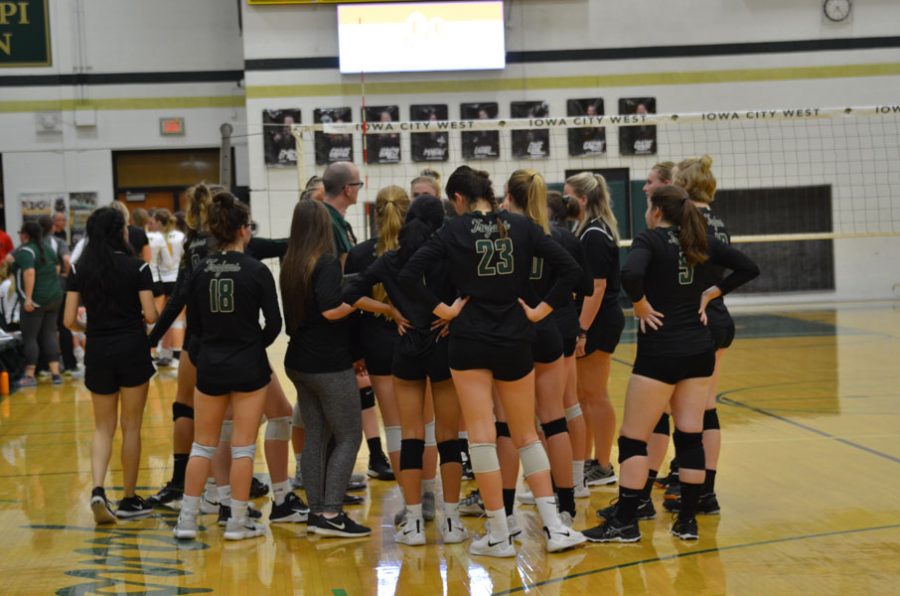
[126,205,151,262]
[53,212,69,245]
[39,215,78,376]
[0,226,14,262]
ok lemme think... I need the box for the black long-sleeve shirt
[621,226,759,357]
[398,211,581,346]
[548,223,593,340]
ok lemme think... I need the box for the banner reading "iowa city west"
[0,0,50,67]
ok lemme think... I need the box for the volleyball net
[291,105,900,295]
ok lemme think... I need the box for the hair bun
[701,154,714,169]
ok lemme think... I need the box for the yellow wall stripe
[0,95,244,113]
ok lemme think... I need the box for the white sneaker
[394,517,426,546]
[559,511,575,528]
[224,517,266,541]
[516,489,535,505]
[440,516,468,544]
[469,532,516,558]
[484,514,523,543]
[200,492,219,515]
[574,483,590,499]
[544,526,586,553]
[173,511,198,540]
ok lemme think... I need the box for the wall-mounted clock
[823,0,852,22]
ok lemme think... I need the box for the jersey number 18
[209,278,235,313]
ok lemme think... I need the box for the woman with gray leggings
[280,199,402,538]
[9,221,62,387]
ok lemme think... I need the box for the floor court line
[492,523,900,595]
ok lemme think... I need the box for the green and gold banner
[0,0,50,67]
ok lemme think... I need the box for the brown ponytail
[650,185,708,266]
[373,185,411,309]
[506,169,549,234]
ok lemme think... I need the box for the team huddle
[73,154,758,558]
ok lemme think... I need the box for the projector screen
[338,2,505,74]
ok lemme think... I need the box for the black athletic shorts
[449,336,533,382]
[632,351,715,385]
[196,364,271,397]
[152,281,165,298]
[392,329,451,383]
[360,320,398,377]
[581,304,625,357]
[84,334,155,395]
[561,335,577,358]
[532,320,564,364]
[706,302,735,350]
[162,281,176,297]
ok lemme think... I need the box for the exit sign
[160,117,185,136]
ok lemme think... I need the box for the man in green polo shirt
[322,161,363,267]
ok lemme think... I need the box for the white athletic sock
[443,501,460,519]
[406,503,424,522]
[217,485,232,507]
[231,499,248,522]
[181,495,200,515]
[485,507,509,540]
[572,460,585,489]
[422,478,436,494]
[273,480,291,506]
[536,496,564,531]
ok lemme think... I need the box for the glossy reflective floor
[2,302,899,595]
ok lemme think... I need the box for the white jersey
[151,230,184,283]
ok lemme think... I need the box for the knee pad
[172,402,194,421]
[359,386,376,410]
[617,436,648,464]
[541,417,568,438]
[653,413,670,435]
[494,421,510,438]
[400,438,425,470]
[424,421,436,447]
[219,420,233,443]
[519,441,551,477]
[673,430,704,471]
[385,426,402,454]
[292,402,304,429]
[703,408,720,431]
[468,443,500,474]
[189,442,216,460]
[265,416,291,441]
[437,440,462,465]
[564,403,582,421]
[231,443,257,461]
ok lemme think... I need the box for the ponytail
[650,185,708,267]
[507,169,549,234]
[568,172,619,241]
[375,185,411,256]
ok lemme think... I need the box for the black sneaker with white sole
[367,453,395,481]
[596,498,656,521]
[90,487,117,525]
[117,495,153,519]
[312,512,372,538]
[671,517,699,540]
[218,503,263,526]
[250,477,270,499]
[583,516,641,543]
[270,492,310,523]
[146,482,183,510]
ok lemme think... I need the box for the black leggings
[20,299,61,367]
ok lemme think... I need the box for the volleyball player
[64,206,158,522]
[148,208,185,366]
[399,166,586,556]
[565,173,623,488]
[281,199,402,538]
[173,192,282,541]
[583,185,758,543]
[665,155,731,515]
[499,170,579,525]
[344,194,467,546]
[546,191,593,500]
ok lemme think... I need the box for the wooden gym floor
[0,302,899,595]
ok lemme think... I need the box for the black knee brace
[400,438,425,470]
[673,429,705,471]
[617,436,648,464]
[703,408,720,431]
[541,417,568,438]
[653,413,670,435]
[495,421,510,438]
[359,386,376,410]
[437,440,462,465]
[172,402,194,421]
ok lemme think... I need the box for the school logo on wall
[0,0,51,67]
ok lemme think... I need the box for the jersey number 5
[475,238,514,277]
[209,278,235,313]
[677,252,694,286]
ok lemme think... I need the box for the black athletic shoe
[583,516,641,543]
[90,487,117,525]
[250,477,270,499]
[596,498,656,521]
[218,503,263,526]
[367,453,395,481]
[313,512,372,538]
[671,517,699,540]
[116,495,153,519]
[147,482,183,510]
[461,455,474,481]
[664,480,681,501]
[343,492,365,506]
[270,492,310,523]
[664,491,720,515]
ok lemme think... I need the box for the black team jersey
[67,253,153,338]
[621,227,759,357]
[698,205,731,324]
[187,250,281,385]
[579,218,621,312]
[547,223,593,340]
[345,237,395,334]
[399,211,581,346]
